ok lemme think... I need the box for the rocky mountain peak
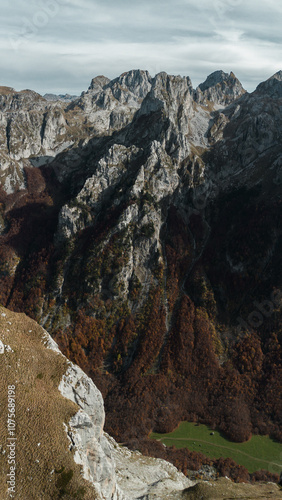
[88,75,111,92]
[138,71,193,118]
[0,88,45,112]
[152,71,193,93]
[274,70,282,80]
[198,70,230,91]
[74,70,153,137]
[0,86,16,95]
[132,71,194,160]
[108,69,152,99]
[196,70,246,106]
[255,70,282,98]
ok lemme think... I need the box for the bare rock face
[88,76,111,92]
[196,70,246,106]
[108,69,152,100]
[107,435,193,499]
[135,72,194,160]
[0,88,67,161]
[54,138,179,303]
[255,70,282,98]
[58,358,195,499]
[0,87,73,192]
[0,68,245,194]
[205,70,282,193]
[75,69,152,136]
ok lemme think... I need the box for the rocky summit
[0,69,282,491]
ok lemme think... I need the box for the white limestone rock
[76,70,152,136]
[255,70,282,99]
[0,340,14,353]
[58,364,123,500]
[106,435,194,500]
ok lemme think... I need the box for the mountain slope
[1,306,281,499]
[0,69,281,478]
[0,305,195,499]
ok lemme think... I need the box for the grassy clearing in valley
[150,421,282,474]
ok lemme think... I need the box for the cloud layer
[1,0,281,94]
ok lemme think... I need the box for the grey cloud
[0,0,281,94]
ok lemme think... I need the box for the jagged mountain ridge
[0,69,244,192]
[0,69,282,479]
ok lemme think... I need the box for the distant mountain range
[43,93,78,103]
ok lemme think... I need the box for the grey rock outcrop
[55,138,179,303]
[0,87,74,191]
[0,68,246,194]
[255,70,282,98]
[75,69,152,136]
[196,70,246,106]
[57,357,194,499]
[58,363,124,500]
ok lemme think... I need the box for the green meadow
[150,422,282,473]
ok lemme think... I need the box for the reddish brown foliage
[215,457,250,482]
[1,179,281,482]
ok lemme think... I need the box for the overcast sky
[1,0,281,95]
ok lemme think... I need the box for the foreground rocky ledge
[0,306,193,499]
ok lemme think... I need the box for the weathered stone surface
[255,70,282,98]
[196,70,246,106]
[58,364,123,499]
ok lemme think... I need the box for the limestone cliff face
[0,87,71,192]
[255,70,282,98]
[50,69,246,314]
[57,357,194,499]
[73,69,152,136]
[56,361,125,500]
